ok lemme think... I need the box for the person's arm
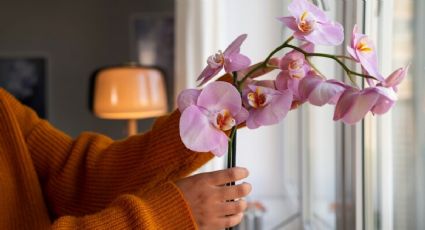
[51,181,198,229]
[32,111,213,217]
[2,89,213,217]
[51,167,252,230]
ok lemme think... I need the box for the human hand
[175,167,251,230]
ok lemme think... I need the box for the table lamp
[93,64,168,136]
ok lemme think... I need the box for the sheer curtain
[174,0,226,172]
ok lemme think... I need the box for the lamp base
[128,119,138,136]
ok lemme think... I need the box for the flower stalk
[236,38,377,89]
[238,36,294,85]
[225,127,237,230]
[284,44,377,81]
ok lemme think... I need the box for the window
[364,0,425,229]
[175,0,424,229]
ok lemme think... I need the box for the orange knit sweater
[0,89,213,229]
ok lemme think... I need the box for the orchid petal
[293,31,308,41]
[223,34,247,56]
[255,80,276,89]
[197,81,242,115]
[348,28,383,82]
[246,89,292,129]
[333,89,358,121]
[234,107,249,125]
[210,136,229,157]
[224,53,251,73]
[246,111,261,129]
[337,88,381,124]
[370,87,398,114]
[305,22,344,46]
[357,51,383,81]
[381,65,409,90]
[326,80,349,104]
[300,42,315,53]
[286,77,302,99]
[346,46,358,61]
[299,75,322,101]
[275,72,290,92]
[288,0,327,22]
[308,80,346,106]
[351,25,359,45]
[282,0,344,45]
[197,66,222,85]
[280,52,305,69]
[277,16,299,31]
[180,105,228,154]
[371,99,395,115]
[177,89,201,112]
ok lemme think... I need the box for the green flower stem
[335,55,356,61]
[284,44,377,81]
[227,127,237,170]
[225,127,237,230]
[235,36,376,88]
[305,57,326,79]
[233,71,238,85]
[238,36,294,85]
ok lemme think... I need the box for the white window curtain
[174,0,226,172]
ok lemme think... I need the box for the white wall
[0,0,174,139]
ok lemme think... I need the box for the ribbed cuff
[134,181,198,230]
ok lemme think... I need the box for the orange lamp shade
[93,66,168,120]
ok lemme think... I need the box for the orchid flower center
[288,59,304,78]
[298,11,315,33]
[356,39,373,53]
[207,50,225,68]
[247,88,270,108]
[213,109,236,131]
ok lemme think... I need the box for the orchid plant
[178,0,408,170]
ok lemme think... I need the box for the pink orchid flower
[368,65,409,114]
[278,0,344,46]
[347,25,383,83]
[242,82,293,129]
[333,86,397,125]
[197,34,251,86]
[275,43,314,101]
[178,81,248,157]
[377,65,409,92]
[298,74,348,106]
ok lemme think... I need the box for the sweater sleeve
[30,111,213,217]
[0,89,213,220]
[52,181,198,230]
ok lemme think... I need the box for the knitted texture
[0,89,213,229]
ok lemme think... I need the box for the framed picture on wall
[0,56,47,118]
[130,13,175,107]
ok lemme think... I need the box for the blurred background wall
[0,0,174,139]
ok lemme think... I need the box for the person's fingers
[205,167,249,185]
[217,213,245,229]
[217,199,248,216]
[217,182,252,201]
